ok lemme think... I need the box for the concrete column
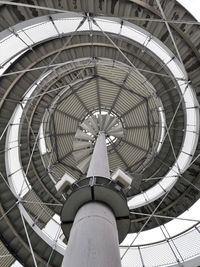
[61,202,122,267]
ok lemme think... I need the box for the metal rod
[138,247,145,267]
[0,202,18,222]
[46,227,62,267]
[130,211,200,223]
[121,190,170,260]
[162,223,184,263]
[157,157,200,194]
[144,199,184,264]
[155,0,184,66]
[19,208,38,267]
[95,15,200,25]
[162,83,189,147]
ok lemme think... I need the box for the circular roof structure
[0,1,200,267]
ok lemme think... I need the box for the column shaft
[62,202,122,267]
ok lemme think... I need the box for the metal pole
[87,132,110,178]
[62,132,122,267]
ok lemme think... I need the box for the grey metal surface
[61,202,121,267]
[0,240,15,267]
[87,132,110,178]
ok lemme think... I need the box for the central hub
[73,110,124,174]
[61,176,130,244]
[81,110,124,145]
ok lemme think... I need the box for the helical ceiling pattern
[0,1,200,267]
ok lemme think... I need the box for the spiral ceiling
[0,1,200,267]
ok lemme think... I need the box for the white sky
[177,0,200,21]
[10,1,200,266]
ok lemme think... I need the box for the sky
[177,0,200,21]
[10,1,200,266]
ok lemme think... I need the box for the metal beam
[121,139,147,153]
[98,74,146,99]
[120,99,147,119]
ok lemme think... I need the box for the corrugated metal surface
[0,241,14,267]
[23,190,54,227]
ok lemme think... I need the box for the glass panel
[167,59,184,79]
[95,18,121,34]
[17,30,34,46]
[145,184,164,202]
[23,21,57,44]
[121,25,146,44]
[0,35,27,65]
[54,18,83,34]
[128,193,146,209]
[39,123,48,155]
[147,39,171,64]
